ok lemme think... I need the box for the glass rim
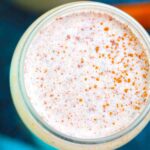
[17,1,150,145]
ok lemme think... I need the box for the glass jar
[10,2,150,150]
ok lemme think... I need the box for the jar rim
[16,1,150,144]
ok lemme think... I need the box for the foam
[24,11,149,138]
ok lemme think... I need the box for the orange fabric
[117,3,150,29]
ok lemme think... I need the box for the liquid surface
[24,11,149,138]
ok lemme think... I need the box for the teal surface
[0,0,150,149]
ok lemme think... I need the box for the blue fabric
[0,135,35,150]
[0,0,150,149]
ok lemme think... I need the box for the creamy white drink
[24,10,149,139]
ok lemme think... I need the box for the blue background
[0,0,150,149]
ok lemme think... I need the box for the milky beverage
[24,10,149,139]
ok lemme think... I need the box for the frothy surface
[24,11,149,138]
